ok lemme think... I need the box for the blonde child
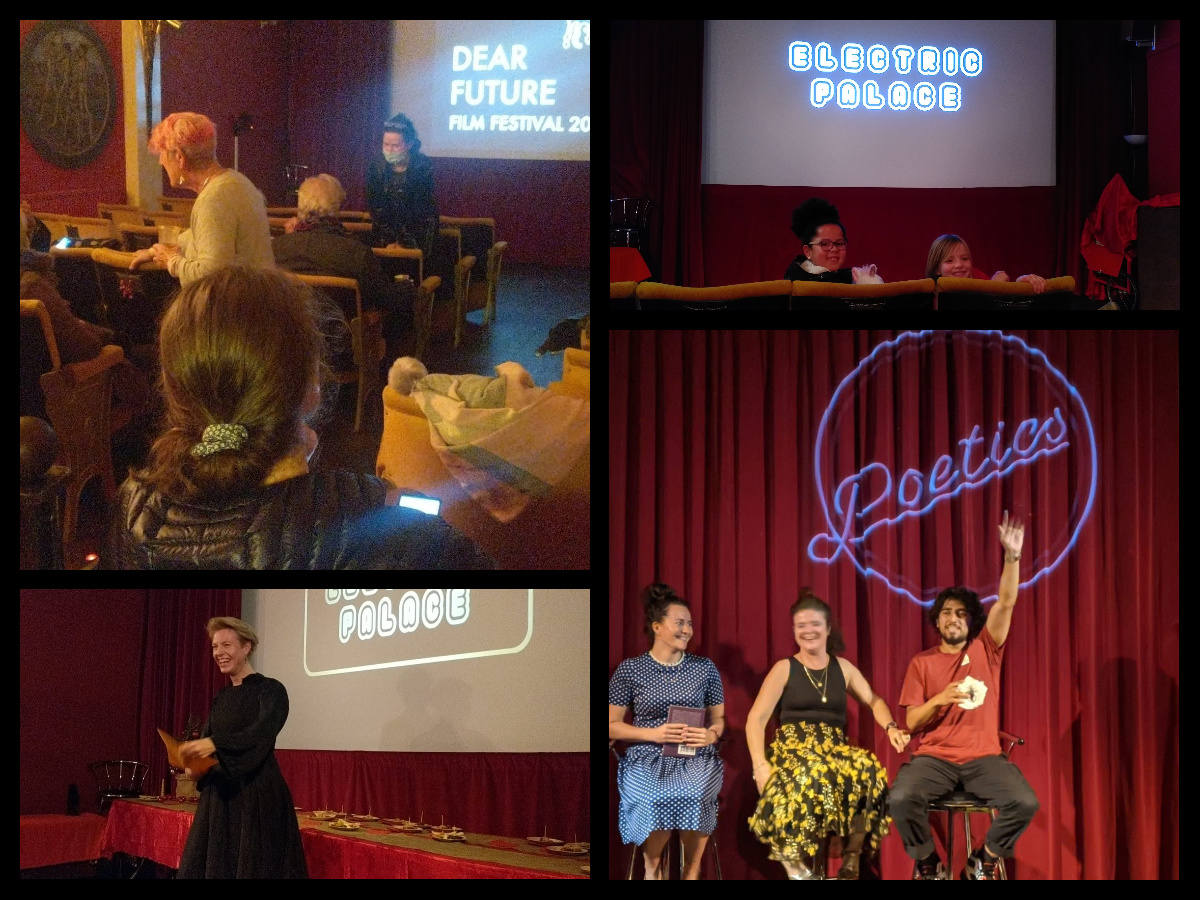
[926,234,1046,293]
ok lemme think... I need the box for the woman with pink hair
[130,112,274,285]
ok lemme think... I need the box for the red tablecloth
[20,813,106,869]
[610,247,651,282]
[101,799,587,879]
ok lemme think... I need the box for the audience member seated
[273,174,412,343]
[21,212,110,363]
[129,112,274,286]
[108,266,493,570]
[366,113,438,253]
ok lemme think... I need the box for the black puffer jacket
[109,469,495,570]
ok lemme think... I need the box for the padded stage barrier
[934,276,1076,309]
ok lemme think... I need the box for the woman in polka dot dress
[608,583,725,879]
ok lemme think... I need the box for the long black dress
[177,673,308,878]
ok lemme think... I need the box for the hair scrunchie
[190,423,249,458]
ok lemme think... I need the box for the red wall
[1147,20,1179,196]
[20,21,585,267]
[20,590,148,815]
[20,20,127,217]
[159,20,291,206]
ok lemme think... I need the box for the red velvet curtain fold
[609,330,1178,879]
[275,750,589,841]
[138,589,242,797]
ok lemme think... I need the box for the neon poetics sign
[807,331,1096,605]
[788,41,982,111]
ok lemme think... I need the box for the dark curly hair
[790,197,847,245]
[641,582,690,642]
[789,588,846,654]
[383,113,422,156]
[929,587,987,642]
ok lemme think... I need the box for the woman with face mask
[365,113,439,253]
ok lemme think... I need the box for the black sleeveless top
[776,655,847,727]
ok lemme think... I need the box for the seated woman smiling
[785,197,884,285]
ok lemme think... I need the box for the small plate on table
[527,836,563,847]
[431,830,466,842]
[329,818,362,831]
[548,843,590,857]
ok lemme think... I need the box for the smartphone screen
[398,494,441,516]
[54,236,73,249]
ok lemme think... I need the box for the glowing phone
[54,236,73,249]
[398,494,441,516]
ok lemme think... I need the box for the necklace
[649,649,684,667]
[799,657,830,703]
[199,168,222,192]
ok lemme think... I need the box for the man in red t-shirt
[891,513,1039,880]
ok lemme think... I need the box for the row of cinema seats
[38,206,506,339]
[610,276,1078,310]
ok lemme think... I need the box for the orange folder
[157,727,218,775]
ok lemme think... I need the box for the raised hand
[998,510,1025,557]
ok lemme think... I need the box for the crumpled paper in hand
[957,675,987,710]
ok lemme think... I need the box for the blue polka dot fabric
[608,653,725,846]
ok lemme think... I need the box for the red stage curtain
[610,20,706,287]
[609,330,1178,880]
[275,750,588,843]
[138,589,242,799]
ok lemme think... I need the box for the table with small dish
[102,798,587,878]
[303,809,589,878]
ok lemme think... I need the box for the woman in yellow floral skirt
[745,591,910,879]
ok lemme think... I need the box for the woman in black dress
[177,616,308,878]
[365,113,439,252]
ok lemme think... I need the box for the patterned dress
[608,652,725,846]
[748,656,890,860]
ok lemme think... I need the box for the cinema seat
[635,280,793,310]
[791,278,936,310]
[610,281,637,310]
[935,276,1076,309]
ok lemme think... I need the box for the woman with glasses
[784,197,883,284]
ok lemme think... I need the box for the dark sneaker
[962,851,1001,880]
[913,854,945,879]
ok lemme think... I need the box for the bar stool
[925,730,1026,880]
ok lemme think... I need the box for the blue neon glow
[790,40,982,111]
[807,331,1097,606]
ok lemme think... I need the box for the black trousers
[888,754,1038,860]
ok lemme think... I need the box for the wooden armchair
[289,274,384,432]
[20,299,125,543]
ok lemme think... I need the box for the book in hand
[157,727,218,775]
[661,705,706,758]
